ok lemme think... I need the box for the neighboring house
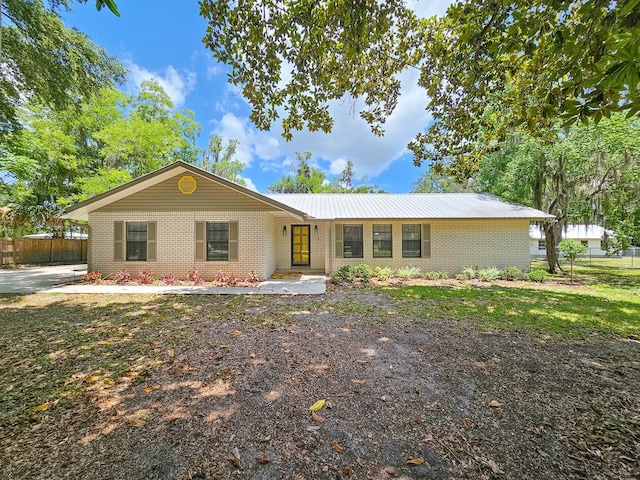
[530,224,610,257]
[62,161,552,280]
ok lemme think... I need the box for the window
[581,240,588,247]
[538,240,546,251]
[207,222,229,261]
[402,225,421,258]
[373,224,392,258]
[196,221,238,262]
[343,225,363,258]
[126,222,147,261]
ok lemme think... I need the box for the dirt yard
[1,287,639,480]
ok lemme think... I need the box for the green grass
[1,264,638,439]
[387,264,640,338]
[0,293,339,435]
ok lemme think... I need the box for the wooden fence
[1,238,87,266]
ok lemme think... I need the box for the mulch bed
[1,288,639,480]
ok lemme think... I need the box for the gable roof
[62,161,552,222]
[62,161,307,221]
[267,193,553,220]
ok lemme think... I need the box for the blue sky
[63,1,452,193]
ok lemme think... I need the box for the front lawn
[0,265,638,479]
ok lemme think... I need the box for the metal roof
[267,193,552,220]
[529,224,608,240]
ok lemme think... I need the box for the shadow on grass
[386,283,640,338]
[0,294,252,439]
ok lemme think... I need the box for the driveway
[0,265,326,295]
[0,264,88,294]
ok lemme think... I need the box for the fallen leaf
[351,379,366,384]
[485,459,500,474]
[226,455,241,468]
[312,411,325,422]
[34,402,50,412]
[127,418,146,427]
[487,306,495,313]
[309,399,326,412]
[406,458,425,465]
[231,330,242,336]
[143,386,154,393]
[343,465,353,476]
[385,467,397,475]
[330,442,344,453]
[256,456,269,465]
[5,385,14,392]
[488,400,502,408]
[86,375,100,383]
[167,348,175,358]
[306,426,321,432]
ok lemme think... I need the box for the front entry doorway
[291,225,310,266]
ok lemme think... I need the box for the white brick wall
[274,220,326,271]
[315,219,529,275]
[89,213,532,279]
[89,211,278,281]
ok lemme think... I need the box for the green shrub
[525,269,550,282]
[373,266,393,280]
[395,265,422,279]
[501,266,522,281]
[457,266,477,280]
[353,263,374,281]
[424,271,449,280]
[330,265,356,284]
[478,267,501,282]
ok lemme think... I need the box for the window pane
[402,224,421,258]
[207,222,229,261]
[126,222,147,261]
[373,224,392,258]
[343,225,363,258]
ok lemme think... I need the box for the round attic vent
[178,175,197,194]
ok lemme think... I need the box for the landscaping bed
[1,269,639,479]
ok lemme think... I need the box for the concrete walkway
[0,264,326,295]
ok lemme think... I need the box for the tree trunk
[543,220,562,273]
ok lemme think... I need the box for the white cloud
[204,0,455,183]
[206,65,222,79]
[208,112,284,168]
[266,68,432,179]
[205,68,431,182]
[238,175,257,191]
[128,63,196,107]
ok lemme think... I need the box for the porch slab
[41,275,326,295]
[1,265,327,295]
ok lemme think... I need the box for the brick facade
[275,219,532,275]
[88,211,278,281]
